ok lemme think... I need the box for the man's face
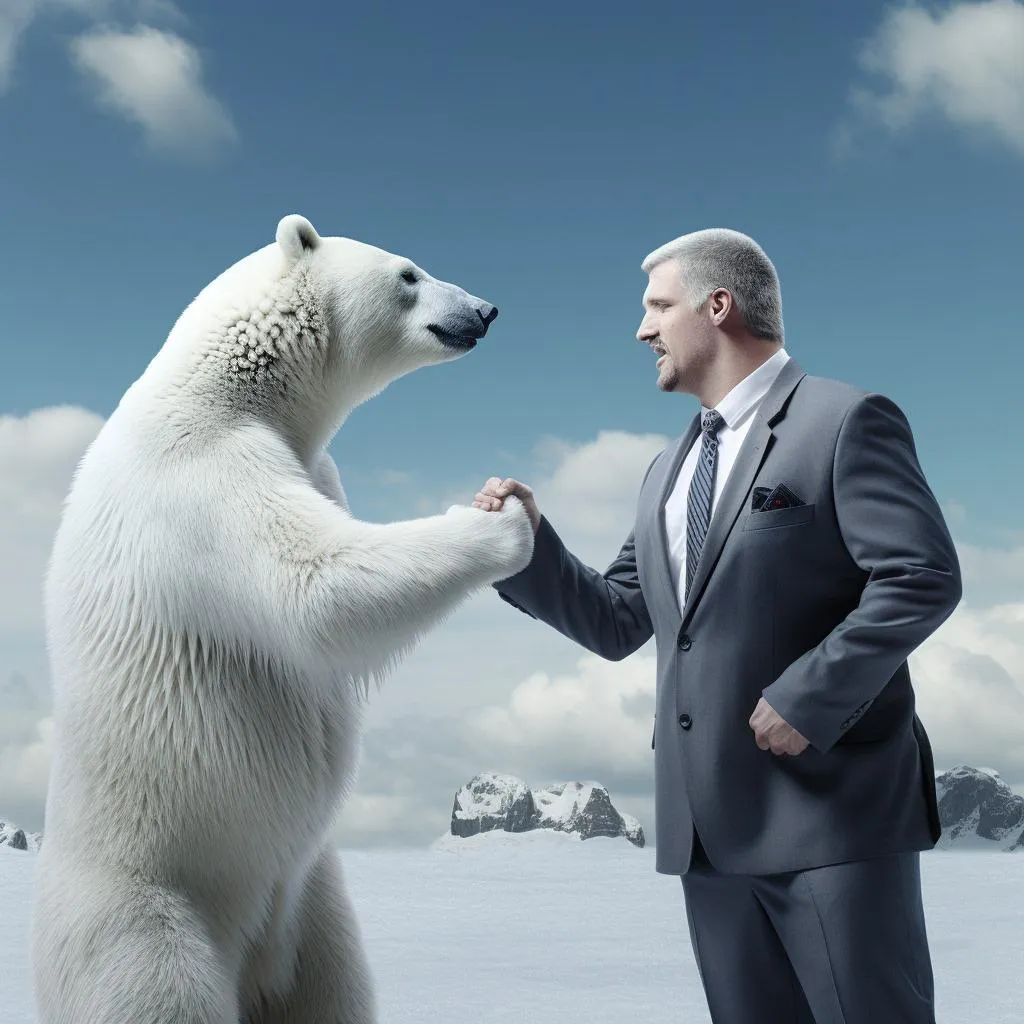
[637,261,714,396]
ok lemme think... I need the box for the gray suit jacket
[493,358,962,875]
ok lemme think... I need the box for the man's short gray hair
[641,228,784,342]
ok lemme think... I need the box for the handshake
[471,477,542,535]
[440,475,542,584]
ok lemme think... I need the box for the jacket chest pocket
[742,503,815,531]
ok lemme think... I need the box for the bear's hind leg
[244,849,377,1024]
[32,865,239,1024]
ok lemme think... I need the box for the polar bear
[31,214,535,1024]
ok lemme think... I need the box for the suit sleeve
[761,393,962,754]
[490,457,661,662]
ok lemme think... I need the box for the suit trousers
[681,828,936,1023]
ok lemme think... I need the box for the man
[471,229,961,1024]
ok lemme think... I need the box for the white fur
[30,215,534,1023]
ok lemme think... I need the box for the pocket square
[752,483,805,512]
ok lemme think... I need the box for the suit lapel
[679,357,807,624]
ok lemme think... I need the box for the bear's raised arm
[274,483,536,680]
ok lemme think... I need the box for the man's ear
[709,287,734,324]
[276,215,321,263]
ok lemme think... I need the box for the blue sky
[2,0,1022,543]
[2,0,1024,839]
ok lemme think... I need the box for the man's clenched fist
[748,697,810,756]
[473,477,542,534]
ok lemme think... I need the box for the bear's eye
[400,269,418,285]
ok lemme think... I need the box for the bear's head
[154,214,499,451]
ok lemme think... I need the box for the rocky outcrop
[0,819,42,852]
[449,774,645,847]
[935,765,1024,850]
[451,773,537,838]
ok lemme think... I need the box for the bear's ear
[276,215,321,263]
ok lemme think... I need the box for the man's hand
[473,477,541,534]
[749,697,810,756]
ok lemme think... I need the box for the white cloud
[70,25,236,157]
[0,407,103,639]
[912,601,1024,784]
[0,717,54,822]
[956,540,1024,606]
[844,0,1024,155]
[0,1,229,157]
[0,0,130,93]
[0,407,101,829]
[373,467,413,487]
[528,430,669,547]
[466,652,655,776]
[0,708,56,831]
[0,0,36,92]
[335,792,430,847]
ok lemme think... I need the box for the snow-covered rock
[446,765,1024,854]
[935,765,1024,851]
[0,819,42,852]
[451,772,536,838]
[448,774,645,847]
[620,812,645,847]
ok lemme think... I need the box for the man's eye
[401,270,418,284]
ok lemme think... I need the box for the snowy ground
[2,833,1022,1023]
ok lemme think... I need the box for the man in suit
[471,229,961,1023]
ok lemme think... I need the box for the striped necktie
[685,409,725,597]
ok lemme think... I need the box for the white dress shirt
[664,346,792,614]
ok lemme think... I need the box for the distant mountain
[935,765,1024,851]
[4,765,1020,856]
[440,765,1024,853]
[0,819,42,853]
[444,773,645,847]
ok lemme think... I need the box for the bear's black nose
[478,304,499,329]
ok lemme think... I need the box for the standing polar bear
[32,215,535,1023]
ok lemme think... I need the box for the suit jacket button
[678,713,692,729]
[678,634,692,651]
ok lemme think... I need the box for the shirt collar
[702,347,791,430]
